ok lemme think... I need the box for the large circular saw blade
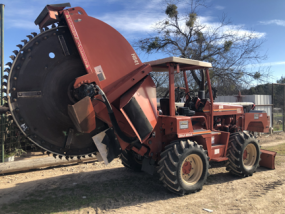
[7,26,108,157]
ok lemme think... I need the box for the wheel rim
[243,143,257,170]
[181,154,203,185]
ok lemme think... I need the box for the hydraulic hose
[95,85,141,148]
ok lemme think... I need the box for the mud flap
[92,128,121,165]
[142,158,156,175]
[259,149,277,169]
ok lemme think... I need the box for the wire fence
[273,109,283,132]
[272,83,285,132]
[0,114,31,162]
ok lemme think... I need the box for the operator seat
[160,98,170,115]
[160,98,195,116]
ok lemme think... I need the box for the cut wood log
[0,156,98,174]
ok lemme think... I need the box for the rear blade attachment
[259,149,277,169]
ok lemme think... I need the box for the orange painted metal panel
[244,112,269,133]
[168,64,175,116]
[211,145,226,159]
[119,76,158,143]
[161,116,209,137]
[205,69,214,130]
[63,7,143,90]
[133,77,158,128]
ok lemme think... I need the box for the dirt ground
[258,131,285,145]
[0,132,284,214]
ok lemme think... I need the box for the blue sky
[1,0,285,84]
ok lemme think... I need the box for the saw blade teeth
[13,50,19,55]
[40,28,44,33]
[5,62,12,67]
[26,35,33,41]
[2,89,7,93]
[2,82,7,86]
[9,25,101,157]
[3,75,8,80]
[21,39,28,45]
[9,55,16,61]
[3,103,8,107]
[16,44,23,49]
[88,154,92,157]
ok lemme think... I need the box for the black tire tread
[159,140,209,195]
[226,132,261,177]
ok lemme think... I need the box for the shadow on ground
[0,162,274,214]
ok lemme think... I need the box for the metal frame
[166,64,214,129]
[1,4,4,163]
[271,83,285,132]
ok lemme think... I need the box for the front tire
[158,139,209,195]
[226,132,261,177]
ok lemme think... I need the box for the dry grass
[261,143,285,156]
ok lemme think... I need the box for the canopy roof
[145,57,212,72]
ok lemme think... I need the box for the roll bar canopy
[145,57,212,72]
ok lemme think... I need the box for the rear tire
[158,139,209,195]
[226,132,261,177]
[120,149,142,172]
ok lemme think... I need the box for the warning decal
[94,65,106,81]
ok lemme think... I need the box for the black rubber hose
[95,86,140,147]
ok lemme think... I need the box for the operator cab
[146,57,212,117]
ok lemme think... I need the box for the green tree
[136,0,269,96]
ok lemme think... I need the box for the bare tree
[136,0,269,96]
